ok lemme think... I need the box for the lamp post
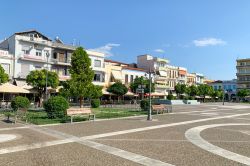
[147,67,153,121]
[45,52,50,101]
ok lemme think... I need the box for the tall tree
[237,89,250,101]
[189,85,199,97]
[0,64,9,84]
[69,47,94,107]
[130,76,155,94]
[26,69,59,106]
[107,81,128,101]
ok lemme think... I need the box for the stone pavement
[0,103,250,166]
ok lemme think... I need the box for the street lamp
[45,51,50,101]
[145,67,154,121]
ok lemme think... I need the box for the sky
[1,0,250,80]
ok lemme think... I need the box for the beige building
[236,58,250,90]
[167,65,178,91]
[137,54,169,96]
[187,73,196,86]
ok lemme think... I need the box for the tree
[189,85,199,97]
[26,69,59,106]
[130,76,155,94]
[86,84,103,99]
[211,90,223,101]
[68,47,94,107]
[237,89,250,101]
[175,83,186,98]
[198,84,214,102]
[0,64,8,84]
[107,81,128,101]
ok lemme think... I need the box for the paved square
[0,103,250,166]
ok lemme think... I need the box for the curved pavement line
[185,123,250,165]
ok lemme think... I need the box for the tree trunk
[79,96,83,108]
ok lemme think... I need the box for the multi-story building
[177,67,187,84]
[209,79,237,100]
[0,49,13,77]
[0,30,106,87]
[137,54,169,95]
[187,73,196,86]
[104,59,146,87]
[167,65,178,91]
[194,73,204,85]
[236,58,250,90]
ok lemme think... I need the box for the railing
[21,54,45,61]
[17,36,51,46]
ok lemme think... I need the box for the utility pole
[45,52,50,101]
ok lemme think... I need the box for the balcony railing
[17,36,51,46]
[20,54,46,62]
[51,58,71,65]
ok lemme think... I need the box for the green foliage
[237,89,250,99]
[167,94,174,100]
[198,84,214,97]
[140,99,149,111]
[0,64,9,84]
[175,83,187,97]
[86,84,103,99]
[69,47,95,107]
[91,99,100,108]
[212,90,223,100]
[130,76,155,94]
[188,96,195,100]
[43,96,69,119]
[107,81,128,97]
[189,85,199,96]
[11,96,30,111]
[59,80,71,98]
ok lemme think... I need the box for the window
[130,75,134,83]
[94,74,101,82]
[125,74,128,84]
[94,60,101,67]
[1,63,10,74]
[63,68,68,76]
[36,49,42,56]
[35,66,42,70]
[53,52,57,59]
[22,45,30,54]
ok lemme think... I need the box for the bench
[67,108,95,123]
[152,104,172,114]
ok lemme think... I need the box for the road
[0,103,250,166]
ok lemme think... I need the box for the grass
[25,107,147,125]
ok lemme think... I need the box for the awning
[111,70,122,80]
[124,91,136,96]
[102,89,112,95]
[145,92,167,96]
[48,86,63,93]
[0,83,30,93]
[159,71,168,77]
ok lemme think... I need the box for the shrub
[167,94,174,100]
[11,96,30,111]
[44,96,69,119]
[140,100,149,111]
[91,99,100,108]
[189,96,195,100]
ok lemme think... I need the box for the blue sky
[1,0,250,80]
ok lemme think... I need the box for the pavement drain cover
[0,134,17,143]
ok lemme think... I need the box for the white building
[0,49,13,77]
[0,30,106,86]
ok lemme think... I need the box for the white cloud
[154,49,165,53]
[89,43,120,57]
[193,38,226,47]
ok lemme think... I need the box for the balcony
[20,54,46,63]
[155,84,169,89]
[51,58,71,66]
[17,36,51,46]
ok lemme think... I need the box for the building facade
[236,58,250,90]
[177,67,187,84]
[0,30,106,87]
[0,49,13,77]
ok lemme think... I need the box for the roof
[15,29,52,41]
[122,66,146,72]
[0,83,30,93]
[104,59,129,65]
[237,58,250,62]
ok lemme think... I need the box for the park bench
[67,108,95,123]
[152,104,172,114]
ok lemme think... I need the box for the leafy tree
[59,80,71,98]
[26,69,59,106]
[130,76,155,94]
[211,90,223,101]
[189,85,199,97]
[237,89,250,101]
[107,81,128,101]
[68,47,94,107]
[0,64,9,84]
[44,96,69,119]
[86,84,103,99]
[198,84,214,102]
[11,96,30,111]
[185,86,191,96]
[174,83,186,98]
